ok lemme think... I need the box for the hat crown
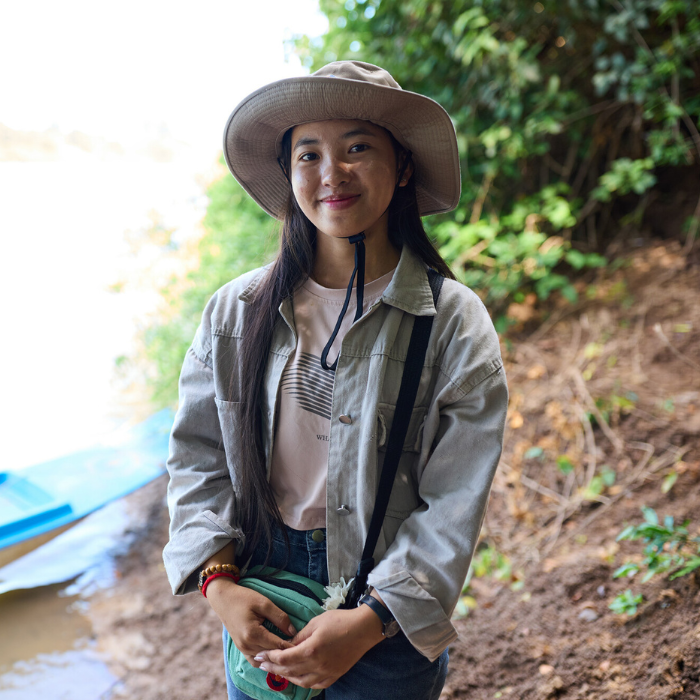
[312,60,402,90]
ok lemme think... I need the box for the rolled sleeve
[368,364,508,661]
[162,328,244,595]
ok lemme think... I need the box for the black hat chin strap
[317,150,412,372]
[320,232,365,372]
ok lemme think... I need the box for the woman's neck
[310,226,401,289]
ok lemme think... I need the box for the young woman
[163,61,508,699]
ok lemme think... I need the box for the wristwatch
[358,594,401,638]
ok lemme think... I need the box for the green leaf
[670,557,700,579]
[616,525,636,541]
[556,456,575,474]
[613,562,639,579]
[642,506,659,526]
[602,467,617,486]
[661,471,678,494]
[609,589,643,616]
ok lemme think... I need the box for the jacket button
[336,505,351,515]
[339,415,352,425]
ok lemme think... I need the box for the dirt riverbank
[89,241,700,699]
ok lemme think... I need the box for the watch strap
[359,594,395,631]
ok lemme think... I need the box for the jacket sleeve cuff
[162,510,245,595]
[367,569,458,662]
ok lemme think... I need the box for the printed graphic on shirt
[279,352,335,420]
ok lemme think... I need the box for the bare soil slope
[92,242,700,700]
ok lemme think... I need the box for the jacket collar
[238,264,272,304]
[380,246,436,317]
[238,247,436,316]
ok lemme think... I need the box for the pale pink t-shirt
[269,269,395,530]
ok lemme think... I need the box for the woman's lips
[321,194,360,210]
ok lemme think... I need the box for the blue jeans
[223,525,448,700]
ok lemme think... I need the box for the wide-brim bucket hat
[223,60,461,220]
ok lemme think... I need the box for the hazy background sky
[1,0,327,160]
[0,0,327,469]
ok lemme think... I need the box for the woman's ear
[397,151,414,187]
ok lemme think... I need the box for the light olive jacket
[163,246,508,662]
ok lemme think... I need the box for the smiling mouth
[321,194,360,210]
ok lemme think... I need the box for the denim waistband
[248,524,329,586]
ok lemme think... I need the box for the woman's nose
[321,157,351,188]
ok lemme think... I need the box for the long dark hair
[232,127,455,563]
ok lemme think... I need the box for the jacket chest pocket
[376,403,427,454]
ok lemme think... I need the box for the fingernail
[288,624,297,636]
[254,654,266,662]
[259,663,269,672]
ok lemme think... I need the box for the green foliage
[591,390,638,426]
[139,168,276,408]
[610,506,700,615]
[614,506,700,582]
[454,544,518,618]
[469,544,513,582]
[581,465,617,501]
[556,455,576,474]
[297,0,700,320]
[661,469,679,493]
[434,185,605,322]
[592,158,657,202]
[609,588,644,616]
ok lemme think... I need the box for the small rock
[579,608,599,622]
[539,664,555,675]
[540,675,565,697]
[597,585,606,597]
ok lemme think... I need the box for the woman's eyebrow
[341,127,376,139]
[293,136,319,151]
[293,127,378,152]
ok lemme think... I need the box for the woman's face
[289,119,407,242]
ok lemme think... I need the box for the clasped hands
[206,578,385,690]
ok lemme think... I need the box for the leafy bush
[297,0,700,316]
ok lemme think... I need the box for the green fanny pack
[227,565,327,699]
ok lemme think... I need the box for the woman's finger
[249,626,295,654]
[260,646,314,678]
[232,623,294,658]
[256,599,297,637]
[243,654,262,669]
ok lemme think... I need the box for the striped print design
[280,353,335,420]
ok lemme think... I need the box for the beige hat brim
[223,76,461,221]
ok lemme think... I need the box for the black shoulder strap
[343,269,444,608]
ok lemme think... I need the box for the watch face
[384,620,401,638]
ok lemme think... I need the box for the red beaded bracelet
[201,572,240,598]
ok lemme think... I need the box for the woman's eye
[299,153,318,162]
[350,144,369,153]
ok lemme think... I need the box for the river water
[0,157,208,698]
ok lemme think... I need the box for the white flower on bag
[321,577,354,611]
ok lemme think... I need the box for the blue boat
[0,410,173,557]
